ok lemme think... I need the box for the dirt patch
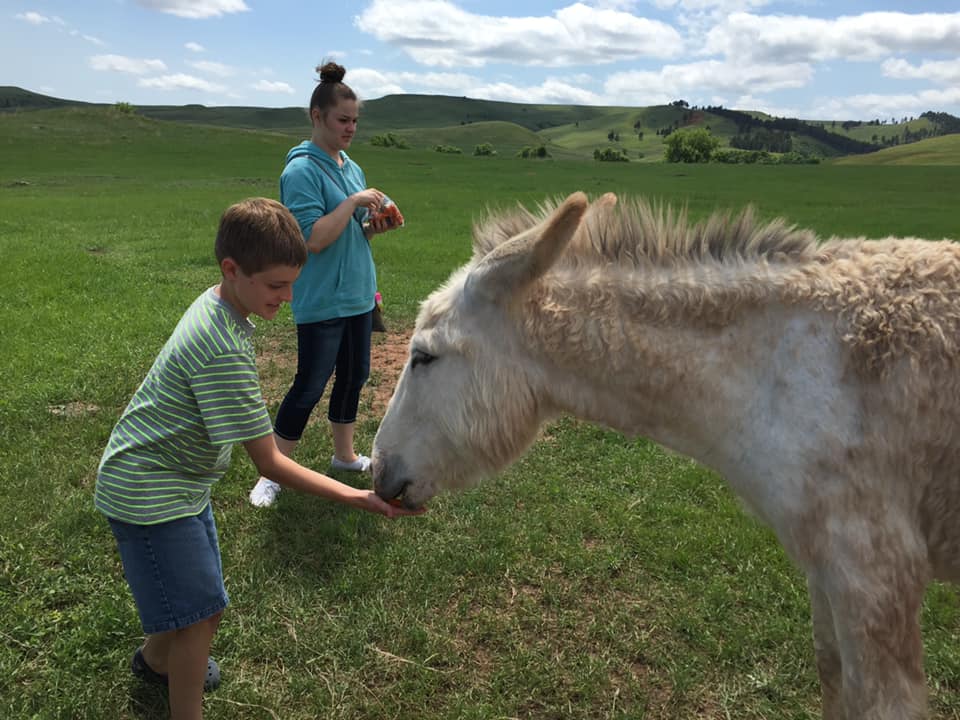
[256,329,412,420]
[367,330,412,415]
[47,402,100,417]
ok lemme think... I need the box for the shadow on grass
[250,471,404,583]
[126,680,169,719]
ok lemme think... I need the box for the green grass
[833,134,960,166]
[20,87,960,164]
[2,107,959,719]
[391,120,570,159]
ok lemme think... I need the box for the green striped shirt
[95,288,273,524]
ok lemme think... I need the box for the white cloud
[252,79,295,94]
[652,0,769,9]
[461,79,603,105]
[90,54,168,74]
[355,0,683,67]
[350,56,821,107]
[187,60,235,77]
[514,77,602,104]
[730,94,800,118]
[604,60,812,106]
[68,29,105,46]
[591,0,639,9]
[811,85,960,121]
[883,57,960,85]
[347,69,406,98]
[356,69,478,95]
[134,0,250,19]
[706,12,960,63]
[347,66,603,105]
[15,11,56,25]
[138,73,227,93]
[185,42,205,53]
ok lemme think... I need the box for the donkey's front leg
[808,579,845,720]
[823,526,929,719]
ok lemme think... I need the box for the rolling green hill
[0,105,294,180]
[0,85,88,111]
[3,86,958,164]
[390,120,578,159]
[132,103,310,133]
[832,133,960,165]
[356,93,616,133]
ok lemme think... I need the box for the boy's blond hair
[215,197,306,274]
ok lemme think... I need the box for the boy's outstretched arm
[242,434,425,518]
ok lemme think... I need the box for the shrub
[593,147,629,162]
[517,145,551,159]
[711,149,821,165]
[370,133,409,149]
[434,144,463,154]
[712,148,769,164]
[473,143,497,156]
[112,102,136,115]
[779,151,821,164]
[664,128,720,163]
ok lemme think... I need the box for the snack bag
[364,196,405,230]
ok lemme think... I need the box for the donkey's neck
[525,267,833,469]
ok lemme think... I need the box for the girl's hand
[365,200,405,236]
[365,214,392,235]
[351,188,386,214]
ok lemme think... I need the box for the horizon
[3,1,960,121]
[9,85,960,128]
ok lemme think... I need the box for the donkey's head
[372,192,592,509]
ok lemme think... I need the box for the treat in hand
[367,196,404,229]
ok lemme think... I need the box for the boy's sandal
[131,647,221,692]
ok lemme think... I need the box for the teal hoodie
[280,141,376,324]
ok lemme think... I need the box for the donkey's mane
[473,196,820,268]
[467,195,960,378]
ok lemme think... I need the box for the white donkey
[372,191,960,719]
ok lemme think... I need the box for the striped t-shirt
[95,287,273,525]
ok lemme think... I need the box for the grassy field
[13,86,955,163]
[833,133,960,166]
[2,107,959,720]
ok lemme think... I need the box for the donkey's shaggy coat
[372,192,960,719]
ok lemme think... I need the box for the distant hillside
[0,86,306,134]
[3,86,958,163]
[701,105,877,155]
[832,134,960,165]
[134,104,309,133]
[0,86,89,111]
[357,93,616,134]
[390,120,579,159]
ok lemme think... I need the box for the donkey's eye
[410,348,436,370]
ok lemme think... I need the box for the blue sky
[4,0,960,120]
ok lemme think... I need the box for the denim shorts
[108,503,229,635]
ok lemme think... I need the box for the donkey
[371,191,960,719]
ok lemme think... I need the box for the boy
[95,197,421,720]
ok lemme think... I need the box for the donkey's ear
[467,192,588,301]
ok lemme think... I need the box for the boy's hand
[357,490,427,518]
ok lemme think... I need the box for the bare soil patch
[257,329,412,420]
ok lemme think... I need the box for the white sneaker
[330,454,372,472]
[249,477,281,507]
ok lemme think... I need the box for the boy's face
[224,262,300,320]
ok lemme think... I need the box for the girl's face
[313,99,359,153]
